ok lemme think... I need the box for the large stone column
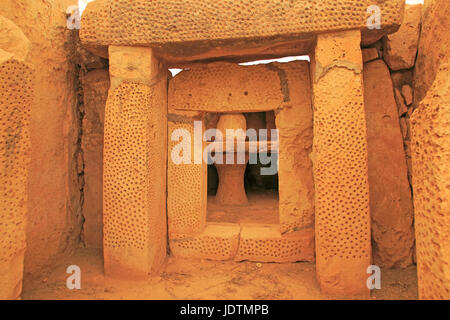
[0,16,33,300]
[311,30,371,296]
[103,46,168,278]
[0,50,33,299]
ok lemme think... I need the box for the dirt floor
[21,248,418,300]
[207,191,279,224]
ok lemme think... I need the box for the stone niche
[167,61,315,263]
[80,0,406,296]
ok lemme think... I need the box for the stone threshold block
[235,224,314,263]
[170,223,241,261]
[169,223,314,263]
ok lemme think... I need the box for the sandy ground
[22,248,418,300]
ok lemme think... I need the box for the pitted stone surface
[80,0,404,61]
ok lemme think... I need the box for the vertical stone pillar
[411,63,450,300]
[0,51,33,299]
[311,30,371,296]
[103,46,168,278]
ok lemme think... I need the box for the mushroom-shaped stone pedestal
[215,113,249,206]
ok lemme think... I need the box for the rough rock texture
[235,225,314,262]
[0,0,83,275]
[80,0,404,63]
[391,70,414,88]
[167,117,208,236]
[0,16,31,61]
[363,59,414,268]
[413,0,450,108]
[311,30,371,296]
[362,48,379,63]
[170,223,240,260]
[383,5,422,71]
[411,62,450,300]
[0,35,33,299]
[103,46,167,278]
[410,0,450,300]
[81,70,110,249]
[169,62,286,113]
[275,62,314,234]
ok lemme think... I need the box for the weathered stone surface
[312,30,371,296]
[0,15,31,61]
[394,88,408,117]
[411,62,450,300]
[391,70,413,88]
[383,5,422,71]
[362,48,379,63]
[103,47,168,279]
[0,49,33,300]
[235,225,314,263]
[363,59,414,268]
[413,0,450,107]
[82,69,109,249]
[80,0,404,64]
[170,223,240,261]
[399,117,408,140]
[0,0,83,275]
[402,85,413,106]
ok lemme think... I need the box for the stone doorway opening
[207,111,280,225]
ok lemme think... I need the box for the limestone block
[81,69,110,248]
[80,0,404,63]
[0,16,31,61]
[169,62,284,113]
[383,4,422,71]
[411,62,450,300]
[363,59,414,268]
[235,225,314,263]
[1,0,83,274]
[0,51,33,299]
[391,70,413,89]
[275,62,314,234]
[103,47,167,278]
[401,85,413,106]
[167,119,207,235]
[413,0,450,107]
[394,88,408,117]
[312,30,371,296]
[170,223,240,261]
[362,48,379,63]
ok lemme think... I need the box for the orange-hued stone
[235,225,314,263]
[80,0,404,64]
[413,0,450,107]
[103,46,167,278]
[82,70,110,249]
[312,30,371,296]
[215,113,249,206]
[170,223,241,261]
[412,62,450,300]
[1,0,83,276]
[363,59,414,268]
[0,50,33,299]
[383,4,422,71]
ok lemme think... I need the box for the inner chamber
[207,111,279,225]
